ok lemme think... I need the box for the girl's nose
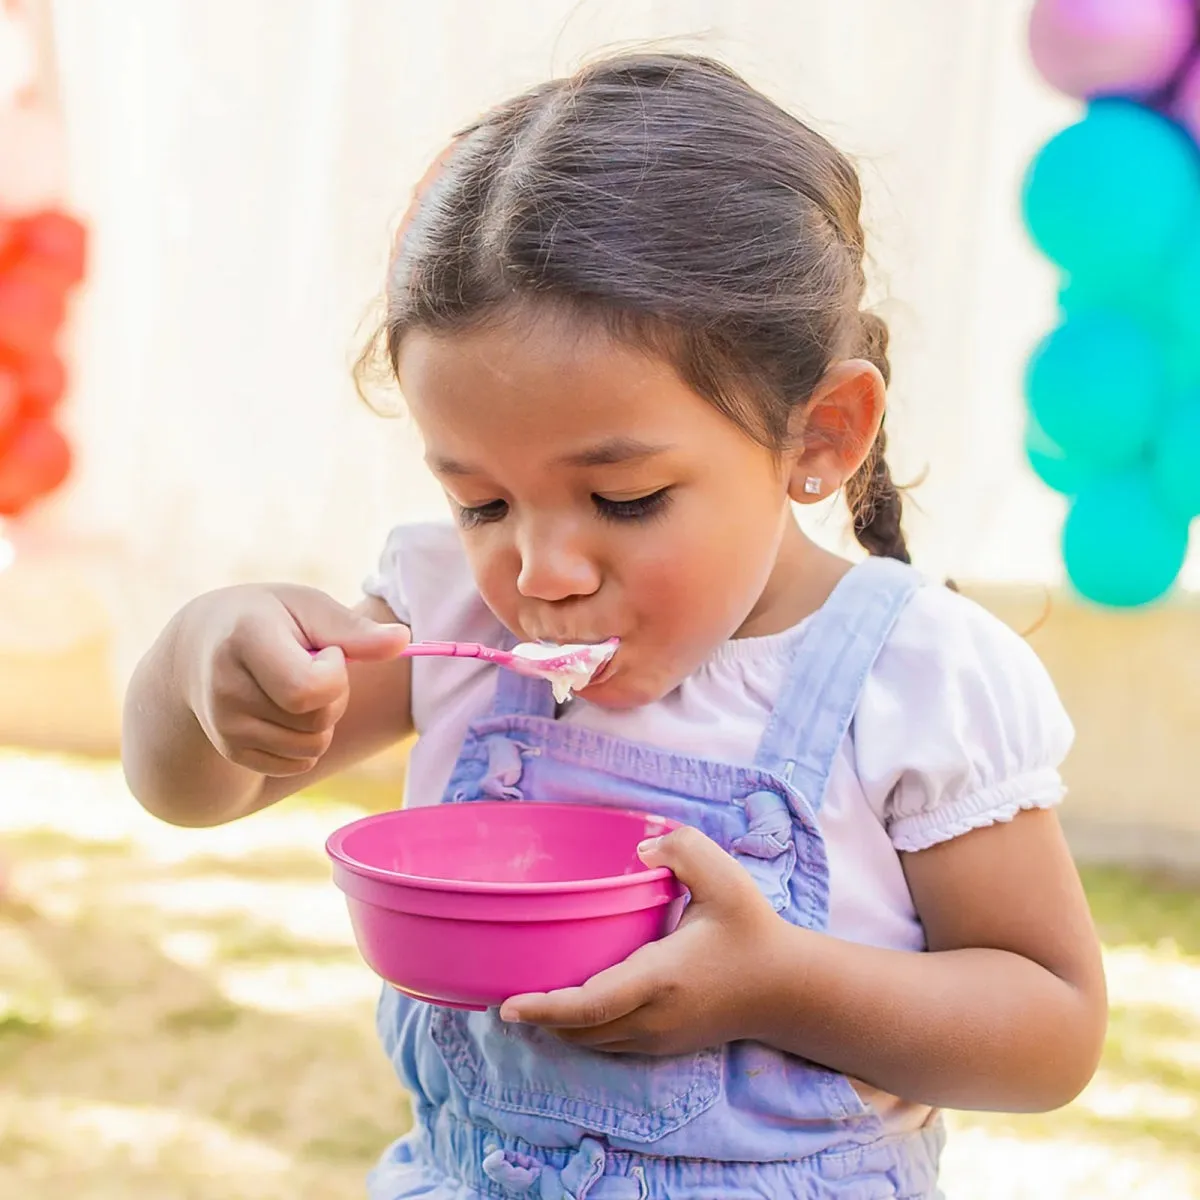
[515,524,601,602]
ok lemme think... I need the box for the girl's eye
[455,499,508,529]
[593,488,672,523]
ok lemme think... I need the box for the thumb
[636,825,749,907]
[281,588,411,663]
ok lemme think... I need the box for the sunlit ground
[1,750,1197,1199]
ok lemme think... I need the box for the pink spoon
[402,637,619,700]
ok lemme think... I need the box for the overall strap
[754,556,923,814]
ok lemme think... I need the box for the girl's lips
[582,651,618,690]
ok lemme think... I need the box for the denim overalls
[369,557,945,1199]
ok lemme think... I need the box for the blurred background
[1,1,1198,1197]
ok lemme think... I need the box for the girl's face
[397,311,814,708]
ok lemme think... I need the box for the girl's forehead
[396,318,774,482]
[398,318,716,442]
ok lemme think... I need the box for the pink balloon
[1030,0,1197,100]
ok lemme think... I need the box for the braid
[844,313,911,564]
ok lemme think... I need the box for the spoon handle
[400,640,517,666]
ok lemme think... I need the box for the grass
[0,750,1198,1198]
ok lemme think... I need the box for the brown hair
[360,52,909,563]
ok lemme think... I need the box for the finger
[500,954,655,1027]
[555,1031,645,1054]
[222,715,333,763]
[553,1017,647,1048]
[214,662,345,734]
[240,627,350,715]
[222,745,321,777]
[278,587,411,662]
[637,824,753,907]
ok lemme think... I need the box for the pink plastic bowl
[326,802,684,1010]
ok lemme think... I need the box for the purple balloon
[1172,53,1200,143]
[1030,0,1197,100]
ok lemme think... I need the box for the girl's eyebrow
[557,437,675,468]
[429,437,674,476]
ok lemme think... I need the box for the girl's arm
[123,590,413,827]
[755,806,1107,1111]
[504,807,1106,1114]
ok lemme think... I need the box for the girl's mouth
[582,649,618,690]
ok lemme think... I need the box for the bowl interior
[332,802,674,886]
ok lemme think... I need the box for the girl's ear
[785,359,886,503]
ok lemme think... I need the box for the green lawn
[0,751,1196,1198]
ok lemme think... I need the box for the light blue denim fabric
[369,557,945,1199]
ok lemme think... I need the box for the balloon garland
[0,208,85,517]
[1023,0,1200,606]
[0,7,87,529]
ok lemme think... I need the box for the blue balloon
[1023,101,1200,283]
[1063,473,1189,607]
[1025,311,1165,468]
[1152,395,1200,521]
[1025,413,1095,495]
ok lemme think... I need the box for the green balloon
[1063,473,1189,607]
[1152,396,1200,521]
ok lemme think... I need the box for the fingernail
[637,837,662,855]
[499,1005,519,1023]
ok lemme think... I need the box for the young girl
[123,53,1107,1200]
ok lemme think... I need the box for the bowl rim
[324,801,681,895]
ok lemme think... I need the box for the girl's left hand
[499,826,785,1055]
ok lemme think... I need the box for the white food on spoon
[510,640,618,703]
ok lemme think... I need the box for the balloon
[0,416,70,515]
[1170,53,1200,145]
[1029,0,1197,100]
[0,369,17,448]
[1166,224,1200,338]
[15,351,64,416]
[1151,396,1200,521]
[16,209,86,287]
[1058,270,1172,331]
[1022,102,1200,283]
[1025,311,1165,468]
[1063,473,1190,606]
[1025,413,1095,495]
[0,260,66,358]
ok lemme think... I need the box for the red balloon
[0,417,72,515]
[17,352,65,416]
[15,210,87,287]
[0,262,67,358]
[0,370,18,449]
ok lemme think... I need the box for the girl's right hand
[179,584,411,777]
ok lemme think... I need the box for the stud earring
[803,476,823,495]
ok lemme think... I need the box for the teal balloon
[1167,226,1200,339]
[1023,101,1200,281]
[1025,414,1095,495]
[1063,474,1189,607]
[1160,327,1200,392]
[1025,311,1165,468]
[1058,271,1171,331]
[1151,397,1200,520]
